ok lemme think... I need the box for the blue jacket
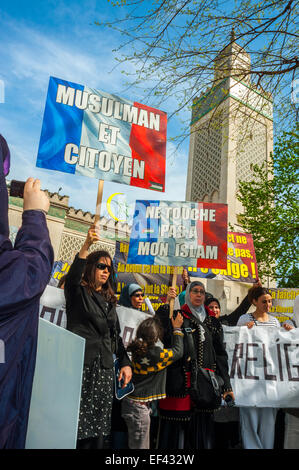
[0,137,54,448]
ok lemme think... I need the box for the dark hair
[81,250,117,303]
[127,317,163,359]
[205,297,221,309]
[248,286,271,304]
[182,268,191,288]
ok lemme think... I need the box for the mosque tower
[186,32,273,228]
[185,33,274,310]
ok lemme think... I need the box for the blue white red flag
[127,200,228,268]
[36,77,167,191]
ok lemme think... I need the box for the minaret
[186,35,273,228]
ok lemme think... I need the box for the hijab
[185,281,207,322]
[118,283,143,308]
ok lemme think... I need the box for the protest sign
[114,241,184,312]
[186,232,258,283]
[36,77,167,191]
[224,325,299,407]
[49,260,71,287]
[26,319,84,449]
[268,287,299,324]
[39,285,155,343]
[127,200,227,268]
[116,305,152,347]
[39,285,67,328]
[38,287,299,407]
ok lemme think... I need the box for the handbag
[113,354,134,400]
[184,321,223,409]
[189,365,223,409]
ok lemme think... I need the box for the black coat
[156,303,232,399]
[65,255,130,369]
[219,295,251,326]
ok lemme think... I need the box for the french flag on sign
[127,200,228,269]
[36,76,167,191]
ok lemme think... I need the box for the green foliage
[98,0,298,141]
[237,125,299,287]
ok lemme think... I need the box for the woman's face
[253,294,272,313]
[208,301,221,318]
[130,290,144,309]
[189,285,205,307]
[94,256,111,287]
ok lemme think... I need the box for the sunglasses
[96,263,112,273]
[190,289,205,295]
[132,293,145,298]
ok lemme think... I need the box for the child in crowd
[121,314,184,449]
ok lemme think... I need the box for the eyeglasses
[190,289,205,295]
[132,293,145,298]
[96,263,112,272]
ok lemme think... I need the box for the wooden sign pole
[94,179,104,226]
[169,266,178,319]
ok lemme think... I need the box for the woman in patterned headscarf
[155,281,234,449]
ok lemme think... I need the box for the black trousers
[157,412,215,449]
[76,435,105,449]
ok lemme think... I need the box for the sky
[0,0,189,222]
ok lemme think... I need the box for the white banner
[116,305,152,348]
[38,286,151,346]
[39,285,67,328]
[224,325,299,407]
[39,286,299,408]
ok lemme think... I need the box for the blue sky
[0,0,189,221]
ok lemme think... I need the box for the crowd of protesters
[0,135,298,450]
[58,238,298,451]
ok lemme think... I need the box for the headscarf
[185,281,206,322]
[118,283,143,308]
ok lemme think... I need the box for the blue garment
[0,138,54,448]
[178,290,186,307]
[118,283,142,308]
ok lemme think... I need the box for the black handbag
[113,355,134,400]
[184,321,223,409]
[189,365,223,409]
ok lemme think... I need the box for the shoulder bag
[184,319,223,409]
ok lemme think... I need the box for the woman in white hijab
[155,281,234,449]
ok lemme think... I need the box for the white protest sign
[39,286,152,347]
[39,285,67,328]
[39,286,299,408]
[116,305,152,347]
[269,287,299,323]
[26,319,84,449]
[224,325,299,407]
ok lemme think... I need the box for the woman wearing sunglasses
[118,283,145,310]
[65,225,132,449]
